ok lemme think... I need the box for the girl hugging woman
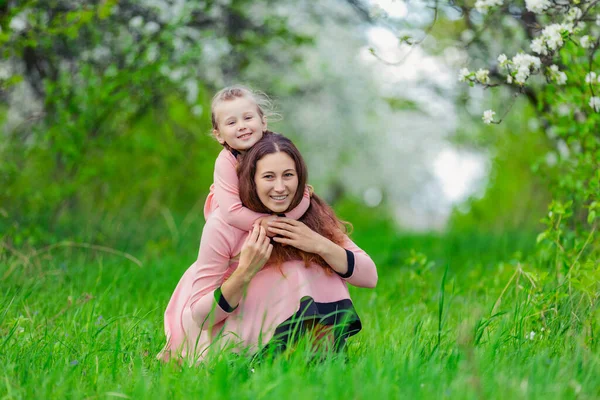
[158,93,377,363]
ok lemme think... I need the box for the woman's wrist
[316,236,338,258]
[236,263,256,284]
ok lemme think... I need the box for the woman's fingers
[276,217,300,226]
[272,236,294,245]
[249,223,260,243]
[257,225,267,245]
[265,243,273,259]
[268,221,297,234]
[267,226,299,238]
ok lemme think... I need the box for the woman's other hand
[239,224,273,279]
[268,217,351,276]
[267,217,326,254]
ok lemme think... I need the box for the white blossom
[531,24,573,55]
[9,14,27,32]
[585,72,597,84]
[542,24,566,51]
[475,0,503,14]
[144,21,161,35]
[191,105,203,117]
[531,37,546,55]
[567,7,583,22]
[527,331,536,340]
[525,0,550,14]
[129,16,144,29]
[368,5,387,19]
[461,29,475,43]
[184,79,199,104]
[590,96,600,112]
[482,109,496,124]
[506,75,513,84]
[458,68,471,82]
[145,43,159,63]
[475,68,490,84]
[497,54,508,65]
[511,53,541,84]
[515,66,529,84]
[513,53,541,70]
[580,35,591,49]
[597,15,600,26]
[0,64,12,80]
[549,65,567,85]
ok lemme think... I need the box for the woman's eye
[263,174,274,179]
[284,173,295,177]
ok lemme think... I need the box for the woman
[158,133,377,362]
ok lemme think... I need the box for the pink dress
[158,214,378,362]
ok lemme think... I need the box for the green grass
[1,227,599,399]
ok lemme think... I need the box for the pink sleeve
[284,187,311,220]
[188,217,237,328]
[213,150,266,230]
[340,236,378,288]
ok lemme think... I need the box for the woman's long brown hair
[238,132,349,272]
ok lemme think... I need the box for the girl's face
[254,152,298,213]
[213,97,267,151]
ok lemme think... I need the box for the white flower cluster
[475,68,490,84]
[585,72,600,84]
[566,7,583,23]
[369,4,387,19]
[129,16,161,35]
[482,109,496,124]
[589,97,600,112]
[525,0,551,14]
[474,0,503,14]
[503,53,542,85]
[580,35,592,49]
[530,23,573,56]
[457,68,492,85]
[548,65,567,85]
[458,68,471,82]
[9,11,29,33]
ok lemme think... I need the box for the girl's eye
[227,121,235,125]
[245,116,253,120]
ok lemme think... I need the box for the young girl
[203,85,311,229]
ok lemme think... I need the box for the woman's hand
[238,224,273,280]
[267,217,327,254]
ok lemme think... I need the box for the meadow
[2,212,598,400]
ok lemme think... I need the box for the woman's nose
[274,179,285,192]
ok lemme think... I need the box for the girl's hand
[239,224,273,279]
[256,215,279,238]
[267,217,326,254]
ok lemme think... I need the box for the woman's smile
[270,194,288,202]
[254,152,299,213]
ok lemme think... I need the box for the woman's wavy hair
[238,132,349,273]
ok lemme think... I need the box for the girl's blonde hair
[210,85,278,131]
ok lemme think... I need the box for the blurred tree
[0,0,314,245]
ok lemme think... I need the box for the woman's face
[254,151,299,214]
